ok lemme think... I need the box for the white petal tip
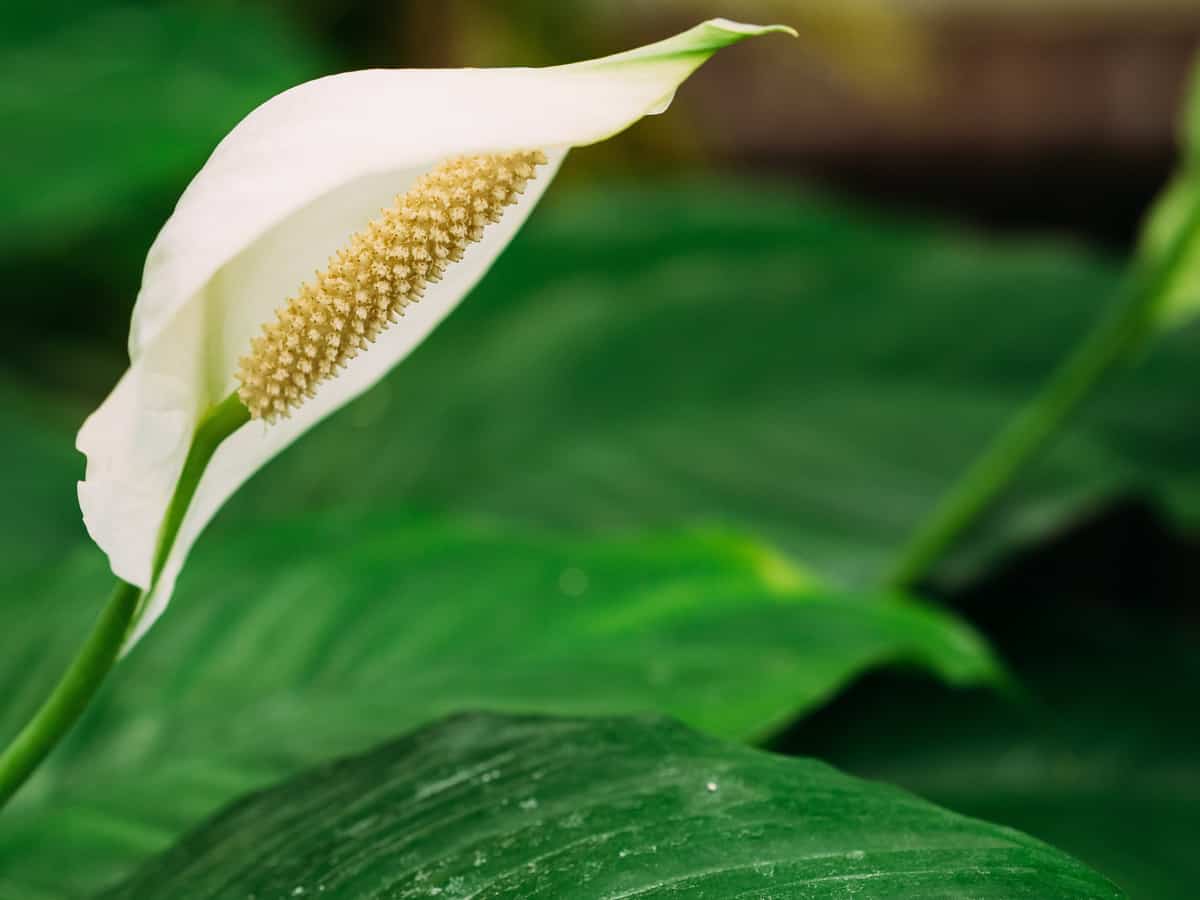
[706,19,799,40]
[647,91,677,116]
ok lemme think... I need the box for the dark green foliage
[0,514,999,898]
[102,713,1123,899]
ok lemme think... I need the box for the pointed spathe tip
[706,18,799,40]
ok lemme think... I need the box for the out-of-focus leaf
[1136,59,1200,331]
[219,178,1200,587]
[1136,173,1200,331]
[0,513,999,899]
[0,1,325,258]
[99,712,1122,900]
[0,380,86,572]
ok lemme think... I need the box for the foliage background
[2,1,1198,898]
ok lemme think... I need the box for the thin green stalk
[140,392,250,620]
[886,201,1200,589]
[0,579,140,809]
[0,392,248,810]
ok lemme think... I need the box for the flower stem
[0,392,249,811]
[140,392,250,618]
[0,579,139,809]
[886,200,1200,589]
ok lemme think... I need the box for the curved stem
[0,392,249,811]
[0,579,139,809]
[886,200,1200,589]
[140,392,250,620]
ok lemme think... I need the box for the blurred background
[4,1,1199,898]
[7,0,1200,401]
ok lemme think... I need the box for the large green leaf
[0,514,999,899]
[99,712,1122,899]
[219,179,1200,587]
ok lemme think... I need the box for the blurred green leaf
[99,712,1121,899]
[221,178,1200,587]
[1136,173,1200,331]
[1136,58,1200,331]
[1,1,325,258]
[0,513,999,898]
[0,380,87,573]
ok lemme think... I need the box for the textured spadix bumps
[238,151,547,421]
[75,19,795,646]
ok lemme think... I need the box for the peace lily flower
[0,18,793,811]
[71,18,792,648]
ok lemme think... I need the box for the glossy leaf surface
[0,514,998,898]
[102,713,1123,899]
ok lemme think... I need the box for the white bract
[76,19,794,647]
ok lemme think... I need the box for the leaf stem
[886,202,1200,589]
[0,392,249,810]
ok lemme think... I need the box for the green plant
[2,10,1198,899]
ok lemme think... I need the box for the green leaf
[1138,171,1200,332]
[0,1,325,258]
[98,712,1122,899]
[0,514,999,899]
[792,598,1199,900]
[1135,59,1200,332]
[0,380,87,573]
[220,179,1200,586]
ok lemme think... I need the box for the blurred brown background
[297,0,1200,245]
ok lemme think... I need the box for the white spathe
[76,19,794,648]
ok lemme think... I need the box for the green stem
[0,579,140,808]
[140,392,250,620]
[886,201,1200,589]
[0,392,248,811]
